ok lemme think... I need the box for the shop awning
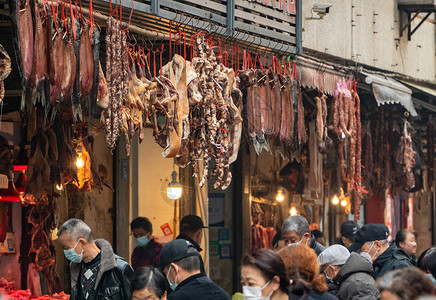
[399,80,436,113]
[363,73,418,117]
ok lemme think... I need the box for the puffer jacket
[70,239,134,300]
[373,243,412,279]
[334,253,380,300]
[309,235,325,256]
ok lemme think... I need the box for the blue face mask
[63,240,83,263]
[136,235,150,247]
[166,265,178,291]
[426,273,436,285]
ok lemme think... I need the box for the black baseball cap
[348,223,390,252]
[159,239,200,269]
[180,215,208,232]
[341,221,360,242]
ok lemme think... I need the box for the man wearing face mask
[131,217,162,271]
[318,245,379,300]
[281,215,325,255]
[159,239,229,300]
[348,224,412,279]
[57,218,134,300]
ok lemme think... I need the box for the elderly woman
[377,267,434,300]
[278,244,337,300]
[131,267,168,300]
[240,249,290,300]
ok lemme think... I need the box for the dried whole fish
[72,18,82,121]
[49,22,65,105]
[9,0,33,88]
[60,19,76,102]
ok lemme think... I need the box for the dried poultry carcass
[0,44,11,103]
[28,196,61,293]
[150,75,182,158]
[25,131,52,200]
[162,55,190,167]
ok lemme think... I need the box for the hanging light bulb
[167,171,183,200]
[276,189,284,202]
[290,206,297,216]
[341,198,348,207]
[56,184,63,191]
[332,195,340,205]
[76,146,85,169]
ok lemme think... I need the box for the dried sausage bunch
[332,81,362,220]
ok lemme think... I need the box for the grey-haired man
[57,218,134,300]
[281,215,325,255]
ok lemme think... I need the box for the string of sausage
[333,86,363,221]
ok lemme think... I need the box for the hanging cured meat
[332,81,363,221]
[9,0,33,90]
[0,44,11,103]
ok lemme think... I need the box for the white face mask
[287,236,304,247]
[324,265,334,282]
[360,251,372,263]
[361,242,378,262]
[243,281,273,300]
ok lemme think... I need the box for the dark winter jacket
[176,233,202,251]
[131,238,162,271]
[168,272,230,300]
[289,289,338,300]
[309,235,325,256]
[373,243,412,279]
[70,239,134,300]
[334,252,380,300]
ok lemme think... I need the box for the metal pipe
[63,1,171,40]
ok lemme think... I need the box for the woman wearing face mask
[418,247,436,289]
[131,217,163,271]
[240,249,290,300]
[395,229,418,265]
[131,267,169,300]
[278,244,338,300]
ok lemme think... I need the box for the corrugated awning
[363,72,418,117]
[399,80,436,113]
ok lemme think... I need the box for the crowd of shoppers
[56,216,436,300]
